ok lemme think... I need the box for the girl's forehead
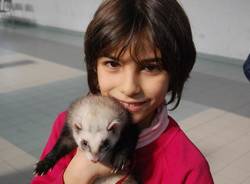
[100,28,161,61]
[110,41,161,61]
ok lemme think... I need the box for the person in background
[243,54,250,81]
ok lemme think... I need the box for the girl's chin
[131,112,155,129]
[130,113,143,124]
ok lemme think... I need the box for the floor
[0,23,249,184]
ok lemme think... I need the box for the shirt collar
[136,105,169,149]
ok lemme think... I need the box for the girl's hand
[63,148,111,184]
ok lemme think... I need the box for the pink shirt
[31,109,214,184]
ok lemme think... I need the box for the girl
[31,0,214,183]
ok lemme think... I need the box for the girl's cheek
[142,73,169,95]
[98,71,120,94]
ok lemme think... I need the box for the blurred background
[0,0,249,183]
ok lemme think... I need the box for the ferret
[34,95,140,184]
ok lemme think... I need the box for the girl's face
[97,45,169,129]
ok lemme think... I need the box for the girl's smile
[116,99,149,112]
[97,45,170,129]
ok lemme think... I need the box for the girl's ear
[107,120,120,133]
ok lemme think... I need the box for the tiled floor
[0,53,84,93]
[0,23,249,184]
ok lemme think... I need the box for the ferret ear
[74,122,82,131]
[107,120,119,133]
[73,116,83,131]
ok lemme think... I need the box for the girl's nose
[120,71,141,97]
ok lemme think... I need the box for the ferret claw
[112,168,118,174]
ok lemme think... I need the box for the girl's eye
[142,64,163,73]
[104,60,121,69]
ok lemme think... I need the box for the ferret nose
[91,154,99,162]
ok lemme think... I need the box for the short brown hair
[84,0,196,110]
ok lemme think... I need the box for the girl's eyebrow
[103,55,118,60]
[103,55,162,63]
[140,57,162,63]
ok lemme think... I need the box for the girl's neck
[137,110,157,130]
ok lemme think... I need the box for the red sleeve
[31,112,76,184]
[185,159,214,184]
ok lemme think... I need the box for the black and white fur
[34,95,139,183]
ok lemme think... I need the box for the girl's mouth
[118,100,147,112]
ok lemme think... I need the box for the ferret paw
[33,160,53,176]
[112,154,130,173]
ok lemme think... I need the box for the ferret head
[68,96,130,162]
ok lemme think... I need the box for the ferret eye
[101,140,110,151]
[81,139,88,148]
